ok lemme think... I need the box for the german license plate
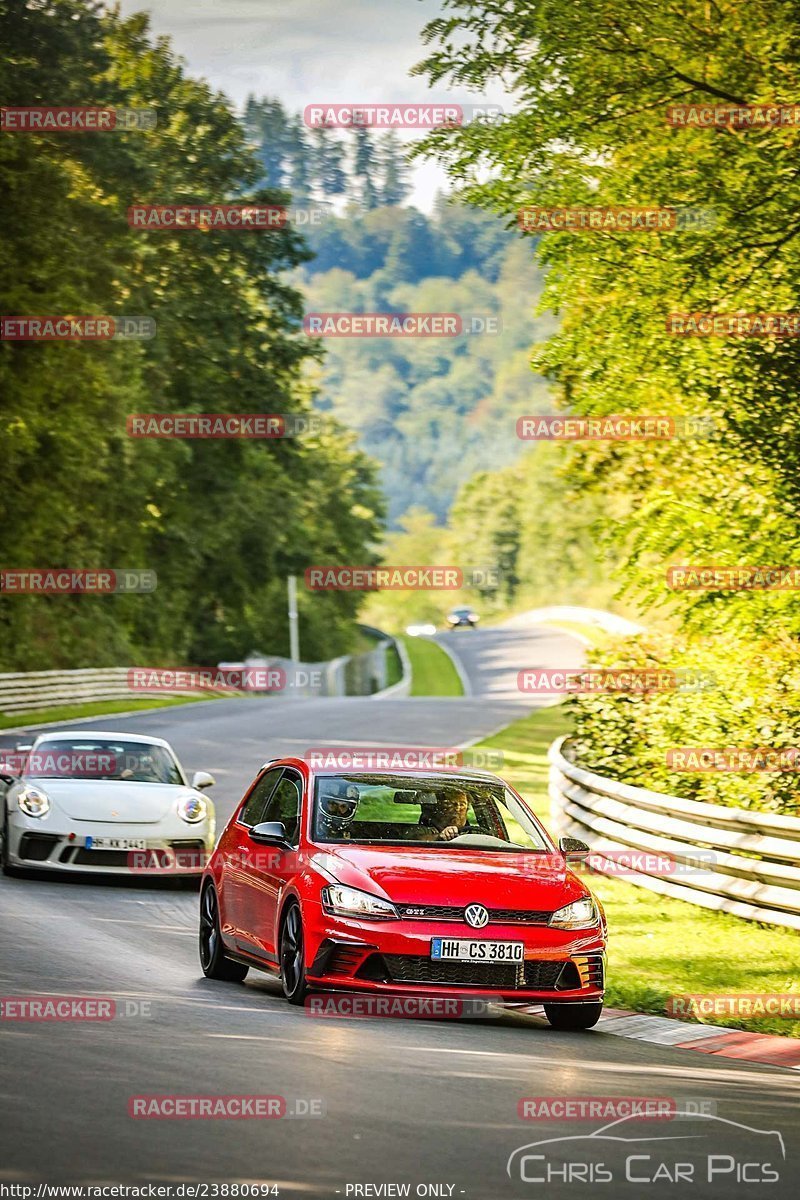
[431,938,524,962]
[85,836,146,850]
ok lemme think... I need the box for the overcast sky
[115,0,502,209]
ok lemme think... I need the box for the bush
[569,633,800,815]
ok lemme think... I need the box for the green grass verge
[0,694,220,731]
[472,703,800,1038]
[399,635,464,697]
[383,641,403,690]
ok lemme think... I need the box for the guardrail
[549,735,800,931]
[0,632,407,718]
[0,668,163,716]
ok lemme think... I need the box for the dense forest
[242,97,557,522]
[0,0,382,670]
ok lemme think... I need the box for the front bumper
[6,816,213,876]
[304,906,606,1002]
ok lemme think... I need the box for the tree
[309,127,347,197]
[352,126,380,209]
[0,0,383,669]
[242,96,291,189]
[378,131,411,206]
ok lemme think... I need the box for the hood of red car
[314,845,588,910]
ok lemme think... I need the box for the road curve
[1,623,798,1198]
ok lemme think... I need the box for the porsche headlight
[18,786,50,818]
[321,884,397,920]
[178,795,207,824]
[549,897,598,930]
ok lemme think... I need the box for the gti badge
[464,903,489,929]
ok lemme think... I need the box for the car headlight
[321,884,398,920]
[178,795,207,824]
[549,897,598,930]
[18,786,50,818]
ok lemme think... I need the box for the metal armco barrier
[0,668,149,715]
[0,632,406,716]
[549,735,800,931]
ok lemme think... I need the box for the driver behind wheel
[418,789,469,842]
[317,782,360,839]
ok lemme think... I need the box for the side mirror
[191,770,215,790]
[249,821,289,846]
[0,772,17,787]
[15,743,33,753]
[559,836,590,861]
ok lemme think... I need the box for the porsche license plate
[431,938,524,962]
[85,836,147,851]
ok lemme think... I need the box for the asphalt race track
[1,623,798,1198]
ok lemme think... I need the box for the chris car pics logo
[507,1113,785,1186]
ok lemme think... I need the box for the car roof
[33,730,172,749]
[258,756,504,786]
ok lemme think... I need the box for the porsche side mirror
[191,770,215,790]
[559,836,590,861]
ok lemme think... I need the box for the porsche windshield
[312,773,550,850]
[25,740,183,784]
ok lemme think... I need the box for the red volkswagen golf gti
[199,758,607,1029]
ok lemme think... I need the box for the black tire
[544,1001,603,1030]
[1,810,19,877]
[279,902,308,1005]
[199,883,249,982]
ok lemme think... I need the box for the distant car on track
[446,606,480,629]
[199,759,606,1029]
[0,730,215,877]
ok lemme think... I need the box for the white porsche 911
[0,730,215,877]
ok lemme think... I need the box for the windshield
[25,740,184,785]
[312,773,551,850]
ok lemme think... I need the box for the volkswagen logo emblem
[464,903,489,929]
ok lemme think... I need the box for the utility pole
[287,574,300,662]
